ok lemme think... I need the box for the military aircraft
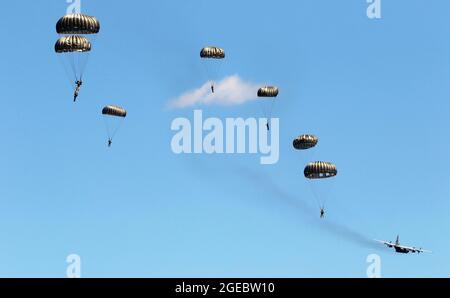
[375,236,431,254]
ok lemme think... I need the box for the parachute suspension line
[103,116,125,141]
[110,118,125,140]
[74,54,81,81]
[266,98,276,128]
[69,55,78,82]
[102,115,112,140]
[213,59,224,89]
[310,179,336,211]
[257,99,265,119]
[203,61,218,91]
[269,98,276,119]
[202,62,211,89]
[79,50,92,81]
[57,55,76,88]
[258,101,268,131]
[319,180,335,208]
[73,53,83,81]
[257,98,274,127]
[201,53,224,93]
[308,182,324,211]
[74,52,81,80]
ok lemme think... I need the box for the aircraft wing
[374,239,431,253]
[398,245,432,254]
[374,239,394,247]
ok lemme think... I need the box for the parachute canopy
[258,86,279,98]
[55,36,91,53]
[200,47,225,59]
[102,105,127,118]
[304,162,337,179]
[56,14,100,34]
[293,135,318,150]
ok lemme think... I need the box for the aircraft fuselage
[394,247,410,254]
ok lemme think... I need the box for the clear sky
[0,0,449,277]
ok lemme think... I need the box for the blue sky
[0,0,449,277]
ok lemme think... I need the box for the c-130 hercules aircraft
[375,236,432,254]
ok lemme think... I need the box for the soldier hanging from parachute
[303,161,338,219]
[257,86,279,131]
[55,13,100,102]
[102,105,127,148]
[200,47,225,94]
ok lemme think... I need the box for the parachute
[303,161,338,211]
[257,86,279,98]
[102,105,127,147]
[54,35,92,91]
[304,162,337,179]
[293,135,318,150]
[55,36,91,53]
[55,13,100,102]
[200,47,225,59]
[102,105,127,118]
[200,46,225,93]
[56,14,100,35]
[257,86,279,130]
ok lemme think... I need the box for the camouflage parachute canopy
[102,105,127,118]
[258,86,279,98]
[200,47,225,59]
[54,36,91,53]
[304,162,337,179]
[56,14,100,34]
[293,135,318,150]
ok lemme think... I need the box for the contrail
[237,167,380,250]
[189,160,380,250]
